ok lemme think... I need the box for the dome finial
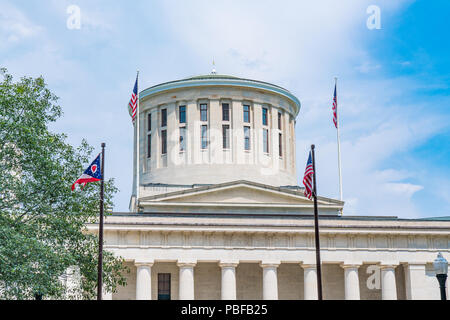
[211,58,217,74]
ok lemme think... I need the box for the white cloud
[0,2,43,47]
[385,182,423,196]
[355,61,381,73]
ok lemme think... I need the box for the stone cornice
[138,202,343,209]
[87,220,450,236]
[139,74,301,116]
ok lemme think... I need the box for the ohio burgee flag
[71,153,102,191]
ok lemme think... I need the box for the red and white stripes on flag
[303,151,314,200]
[332,83,338,128]
[128,74,138,124]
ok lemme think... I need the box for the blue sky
[1,0,449,218]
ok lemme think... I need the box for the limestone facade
[89,208,450,300]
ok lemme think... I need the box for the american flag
[332,83,337,128]
[128,74,138,123]
[303,151,314,200]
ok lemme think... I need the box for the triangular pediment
[139,180,342,208]
[167,185,311,204]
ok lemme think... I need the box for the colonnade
[129,261,399,300]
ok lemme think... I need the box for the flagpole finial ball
[311,144,315,150]
[101,143,105,148]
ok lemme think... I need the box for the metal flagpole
[97,142,105,300]
[136,71,140,212]
[335,77,343,209]
[311,144,323,300]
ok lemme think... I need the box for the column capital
[379,264,398,270]
[219,261,239,268]
[177,260,197,268]
[340,263,362,269]
[404,262,427,267]
[135,260,154,267]
[300,264,317,270]
[260,261,280,268]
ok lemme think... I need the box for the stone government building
[88,72,450,300]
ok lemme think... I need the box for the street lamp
[433,252,448,300]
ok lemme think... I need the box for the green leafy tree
[0,68,128,299]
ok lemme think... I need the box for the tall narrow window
[243,105,250,123]
[222,124,230,149]
[200,104,208,121]
[244,126,251,150]
[179,127,186,152]
[158,273,171,300]
[262,108,268,126]
[201,125,208,149]
[148,113,152,131]
[179,106,186,123]
[279,133,283,157]
[222,103,230,121]
[147,134,151,158]
[161,109,167,127]
[278,112,282,130]
[161,129,167,154]
[263,129,269,153]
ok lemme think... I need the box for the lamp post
[433,252,448,300]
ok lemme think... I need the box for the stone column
[231,100,244,165]
[253,102,263,165]
[219,262,238,300]
[149,108,157,171]
[404,263,443,300]
[270,105,280,170]
[135,261,153,300]
[178,261,196,300]
[301,264,318,300]
[341,264,361,300]
[102,284,113,300]
[186,100,198,165]
[260,262,279,300]
[209,99,222,165]
[283,112,291,173]
[380,265,397,300]
[166,102,177,168]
